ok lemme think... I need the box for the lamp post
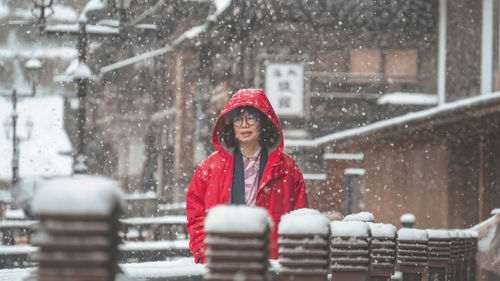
[2,58,41,186]
[32,0,54,32]
[34,0,127,174]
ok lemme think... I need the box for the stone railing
[204,208,478,281]
[9,181,479,281]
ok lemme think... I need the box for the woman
[186,88,308,263]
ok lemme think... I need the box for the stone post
[204,206,271,281]
[278,209,330,281]
[397,228,428,281]
[30,175,124,281]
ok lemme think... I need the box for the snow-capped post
[368,223,397,281]
[278,209,330,281]
[330,220,371,281]
[448,230,459,281]
[30,175,125,281]
[204,206,272,281]
[400,213,416,228]
[426,229,451,281]
[396,228,428,281]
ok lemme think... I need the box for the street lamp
[2,57,41,186]
[25,58,43,95]
[31,0,54,32]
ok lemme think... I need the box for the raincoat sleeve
[293,162,309,209]
[186,164,208,263]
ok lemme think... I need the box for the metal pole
[11,90,18,186]
[74,21,88,174]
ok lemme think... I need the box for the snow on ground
[343,212,374,222]
[120,257,207,278]
[205,205,271,233]
[120,240,189,251]
[278,209,330,235]
[0,96,73,181]
[31,175,124,216]
[120,215,187,225]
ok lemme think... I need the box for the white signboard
[265,63,304,116]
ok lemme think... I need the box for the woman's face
[233,110,260,146]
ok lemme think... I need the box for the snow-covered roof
[0,96,73,181]
[323,153,364,161]
[344,168,366,176]
[55,59,95,82]
[0,47,77,60]
[80,0,108,22]
[44,23,119,35]
[99,23,207,74]
[302,173,327,181]
[377,92,438,106]
[99,0,230,74]
[213,0,232,17]
[12,5,78,22]
[285,92,500,148]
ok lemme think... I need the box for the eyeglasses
[233,113,259,127]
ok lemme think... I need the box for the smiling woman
[185,89,309,263]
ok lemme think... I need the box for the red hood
[212,89,283,159]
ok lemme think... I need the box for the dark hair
[221,106,278,148]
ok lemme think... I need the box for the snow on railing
[278,208,330,280]
[0,204,482,281]
[204,205,271,281]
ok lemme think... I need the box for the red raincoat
[186,89,309,263]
